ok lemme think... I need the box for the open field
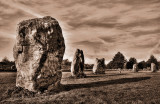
[0,70,160,104]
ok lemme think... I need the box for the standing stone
[70,49,86,78]
[13,16,65,92]
[151,63,157,72]
[118,68,122,73]
[11,65,16,71]
[123,62,127,69]
[133,64,138,72]
[93,58,105,74]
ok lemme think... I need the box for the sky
[0,0,160,64]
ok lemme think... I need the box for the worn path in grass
[0,70,160,104]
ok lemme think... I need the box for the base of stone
[151,71,157,73]
[93,71,105,74]
[3,85,64,99]
[71,73,86,78]
[3,87,36,99]
[133,71,138,73]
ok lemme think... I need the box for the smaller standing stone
[123,62,127,69]
[93,58,105,74]
[133,64,138,72]
[118,68,122,73]
[70,49,86,78]
[151,63,157,72]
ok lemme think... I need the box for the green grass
[0,70,160,104]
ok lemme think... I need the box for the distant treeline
[61,59,94,70]
[0,57,16,72]
[62,52,160,70]
[1,52,159,72]
[105,52,160,70]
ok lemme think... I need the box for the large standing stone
[13,16,65,92]
[133,64,138,72]
[70,49,86,78]
[93,58,105,74]
[151,63,157,72]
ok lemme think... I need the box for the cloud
[118,17,160,30]
[73,40,106,54]
[131,29,160,37]
[99,36,117,43]
[0,0,43,17]
[150,40,160,54]
[74,40,103,46]
[67,20,117,29]
[0,0,160,63]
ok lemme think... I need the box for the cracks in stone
[34,50,48,92]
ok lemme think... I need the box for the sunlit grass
[0,71,160,104]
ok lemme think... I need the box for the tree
[126,57,137,69]
[137,61,147,69]
[62,59,71,66]
[146,55,158,69]
[106,61,113,69]
[158,61,160,70]
[106,52,126,69]
[1,56,10,63]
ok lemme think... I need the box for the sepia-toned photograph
[0,0,160,103]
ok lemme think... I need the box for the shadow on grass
[85,73,127,78]
[63,77,151,91]
[107,73,127,76]
[0,77,151,101]
[85,75,102,78]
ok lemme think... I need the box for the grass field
[0,70,160,104]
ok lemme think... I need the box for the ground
[0,70,160,104]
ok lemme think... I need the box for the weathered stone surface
[133,64,138,72]
[13,16,65,92]
[93,58,105,74]
[70,49,86,78]
[151,63,156,72]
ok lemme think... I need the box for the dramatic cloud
[0,0,160,63]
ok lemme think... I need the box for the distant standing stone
[13,16,65,92]
[70,49,86,78]
[151,63,157,72]
[93,58,105,74]
[133,64,138,72]
[118,68,122,73]
[123,62,127,69]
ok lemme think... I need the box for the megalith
[13,16,65,92]
[93,58,105,74]
[151,63,157,72]
[133,64,138,72]
[70,49,86,78]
